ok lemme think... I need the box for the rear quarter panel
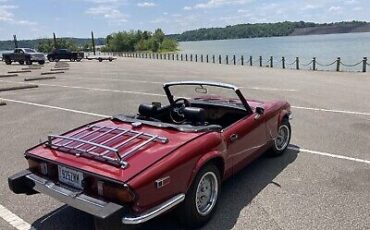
[128,132,225,213]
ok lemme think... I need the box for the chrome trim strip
[122,194,185,225]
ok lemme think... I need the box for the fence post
[363,57,367,72]
[282,57,285,69]
[296,57,300,70]
[226,55,229,65]
[201,55,203,62]
[195,54,198,62]
[313,57,316,71]
[219,55,221,64]
[336,57,341,72]
[270,56,273,68]
[233,55,236,65]
[185,54,188,61]
[180,54,183,61]
[241,55,244,66]
[249,56,253,66]
[206,55,209,63]
[213,55,215,63]
[190,54,193,62]
[259,56,262,67]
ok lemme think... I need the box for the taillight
[96,181,136,203]
[27,158,57,178]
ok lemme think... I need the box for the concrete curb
[8,70,32,74]
[51,68,69,71]
[0,74,18,78]
[0,85,38,92]
[41,71,64,75]
[25,76,56,81]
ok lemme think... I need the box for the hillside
[169,21,370,41]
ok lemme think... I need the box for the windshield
[167,83,243,106]
[24,48,36,53]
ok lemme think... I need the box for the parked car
[2,48,46,65]
[8,81,292,228]
[47,49,84,62]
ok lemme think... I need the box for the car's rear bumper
[8,170,186,224]
[8,170,124,219]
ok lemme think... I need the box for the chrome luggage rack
[46,125,168,168]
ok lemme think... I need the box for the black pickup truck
[2,48,46,65]
[47,49,84,62]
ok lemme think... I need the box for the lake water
[179,32,370,71]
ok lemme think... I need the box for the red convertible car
[8,81,292,228]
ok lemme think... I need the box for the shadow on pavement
[31,147,298,230]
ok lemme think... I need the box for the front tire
[19,61,24,65]
[38,60,45,65]
[177,164,220,228]
[25,59,32,65]
[5,59,12,65]
[269,119,291,156]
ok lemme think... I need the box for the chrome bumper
[8,170,124,218]
[122,194,185,225]
[9,170,185,224]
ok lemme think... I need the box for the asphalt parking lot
[0,58,369,230]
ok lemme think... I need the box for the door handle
[229,134,239,142]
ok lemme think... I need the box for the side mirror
[255,107,264,120]
[256,107,265,115]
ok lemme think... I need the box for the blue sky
[0,0,369,40]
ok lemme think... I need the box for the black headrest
[183,107,206,124]
[138,104,157,117]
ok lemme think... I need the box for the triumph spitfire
[8,81,292,228]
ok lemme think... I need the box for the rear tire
[269,119,291,157]
[177,164,220,228]
[48,57,54,62]
[25,59,32,65]
[5,59,12,65]
[38,60,45,65]
[19,61,24,65]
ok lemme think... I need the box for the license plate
[58,166,84,189]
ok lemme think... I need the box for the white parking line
[1,80,369,117]
[288,146,370,165]
[1,98,109,118]
[291,105,370,117]
[0,204,31,230]
[0,80,166,98]
[2,97,370,166]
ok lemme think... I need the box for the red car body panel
[16,75,291,219]
[26,119,205,183]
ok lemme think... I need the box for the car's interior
[136,97,249,129]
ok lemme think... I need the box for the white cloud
[328,6,342,13]
[183,6,192,10]
[137,2,156,7]
[86,5,128,21]
[84,0,120,3]
[194,0,253,9]
[0,4,37,25]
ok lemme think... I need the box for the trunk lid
[26,119,204,183]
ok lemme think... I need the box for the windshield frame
[163,81,253,114]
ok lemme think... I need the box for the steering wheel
[170,98,191,124]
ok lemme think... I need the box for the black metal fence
[102,52,369,73]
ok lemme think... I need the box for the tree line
[168,21,370,41]
[0,28,178,53]
[101,29,178,52]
